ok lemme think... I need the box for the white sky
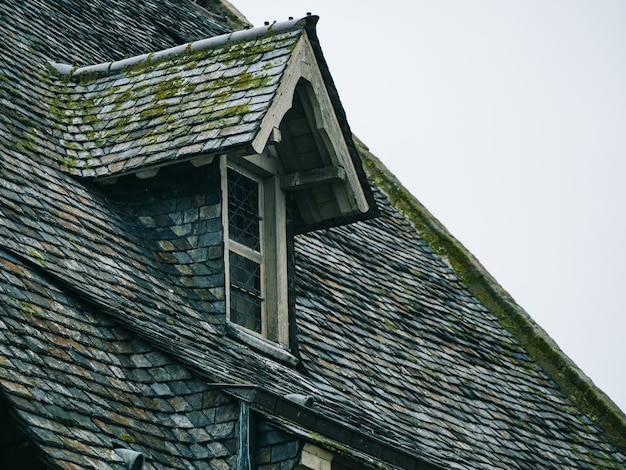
[233,1,626,413]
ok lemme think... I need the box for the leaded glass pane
[228,168,260,251]
[229,251,262,333]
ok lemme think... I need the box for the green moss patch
[355,135,626,455]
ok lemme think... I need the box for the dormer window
[62,19,376,362]
[227,167,264,333]
[222,156,289,347]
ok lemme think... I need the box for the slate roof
[295,144,626,468]
[0,252,241,469]
[4,0,242,63]
[47,21,306,178]
[1,1,626,469]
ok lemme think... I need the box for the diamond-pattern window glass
[228,168,260,251]
[229,251,262,333]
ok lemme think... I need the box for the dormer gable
[248,28,371,229]
[43,16,378,360]
[46,15,377,233]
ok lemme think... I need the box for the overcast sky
[233,1,626,413]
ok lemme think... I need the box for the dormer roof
[47,16,376,230]
[1,0,625,468]
[48,20,303,177]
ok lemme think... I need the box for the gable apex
[46,14,375,230]
[248,33,371,228]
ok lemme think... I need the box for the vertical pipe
[238,401,251,470]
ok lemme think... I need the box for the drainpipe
[238,401,252,470]
[113,448,144,470]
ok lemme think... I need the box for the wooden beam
[135,168,160,179]
[281,166,345,191]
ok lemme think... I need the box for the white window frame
[221,154,289,347]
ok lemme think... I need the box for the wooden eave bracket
[281,166,345,191]
[251,34,369,218]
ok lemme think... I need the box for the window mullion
[229,240,263,264]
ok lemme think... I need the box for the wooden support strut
[281,165,345,191]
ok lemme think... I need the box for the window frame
[226,166,265,335]
[221,155,289,348]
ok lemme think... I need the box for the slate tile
[185,410,213,428]
[207,441,230,458]
[2,3,625,469]
[271,441,299,461]
[149,382,173,397]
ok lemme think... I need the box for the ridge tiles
[47,18,315,179]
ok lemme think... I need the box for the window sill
[226,323,299,367]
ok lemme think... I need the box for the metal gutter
[48,16,316,78]
[221,385,447,470]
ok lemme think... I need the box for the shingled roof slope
[3,142,625,468]
[2,0,237,66]
[1,251,241,469]
[294,144,626,468]
[1,0,626,469]
[47,22,305,178]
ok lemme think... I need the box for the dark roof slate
[1,0,626,469]
[0,249,240,469]
[2,0,234,66]
[3,147,625,468]
[47,22,305,178]
[294,181,626,468]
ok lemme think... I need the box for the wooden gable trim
[281,166,346,191]
[250,33,370,223]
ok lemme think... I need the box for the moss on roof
[355,135,626,456]
[44,23,304,177]
[200,0,251,31]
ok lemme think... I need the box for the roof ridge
[354,135,626,455]
[48,15,316,79]
[43,17,316,179]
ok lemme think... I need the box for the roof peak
[49,15,319,79]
